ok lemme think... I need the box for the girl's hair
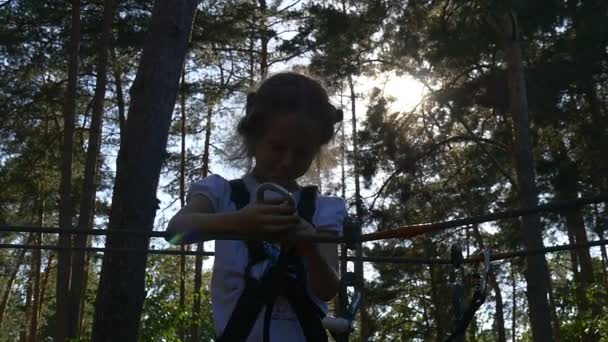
[237,72,343,157]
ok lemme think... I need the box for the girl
[166,72,346,342]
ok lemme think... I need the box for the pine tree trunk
[511,261,517,342]
[191,105,212,342]
[91,1,198,340]
[38,253,54,325]
[545,270,561,341]
[491,12,554,341]
[600,229,608,291]
[0,240,30,327]
[340,85,346,200]
[79,253,91,336]
[178,68,188,342]
[69,1,113,339]
[554,143,598,340]
[567,229,586,311]
[56,1,81,340]
[22,267,33,342]
[112,49,126,144]
[258,0,268,78]
[471,225,506,342]
[348,75,369,341]
[426,239,450,340]
[28,199,45,342]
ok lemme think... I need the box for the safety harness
[215,179,329,342]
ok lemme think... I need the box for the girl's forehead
[262,113,321,142]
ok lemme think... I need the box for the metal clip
[256,182,296,207]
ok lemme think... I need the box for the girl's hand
[287,218,319,258]
[236,196,300,235]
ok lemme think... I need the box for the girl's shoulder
[313,194,347,233]
[186,174,232,211]
[315,194,346,212]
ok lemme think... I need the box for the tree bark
[511,261,517,342]
[56,1,81,340]
[0,238,31,327]
[91,1,198,341]
[178,67,188,342]
[258,0,269,78]
[340,85,346,200]
[491,12,554,341]
[471,225,506,342]
[191,105,212,342]
[112,48,127,144]
[69,1,113,339]
[28,198,45,342]
[22,265,33,342]
[79,253,91,336]
[38,253,54,325]
[545,270,561,341]
[348,75,369,341]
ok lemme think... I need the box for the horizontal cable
[0,225,344,243]
[0,243,215,256]
[2,240,606,265]
[362,193,608,242]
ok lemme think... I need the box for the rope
[2,239,606,263]
[0,225,343,243]
[361,193,608,242]
[0,243,215,256]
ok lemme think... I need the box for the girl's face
[253,113,322,188]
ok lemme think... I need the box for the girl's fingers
[263,224,298,234]
[260,214,300,225]
[257,204,296,214]
[261,197,291,205]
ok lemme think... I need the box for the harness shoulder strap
[229,179,266,265]
[298,186,317,225]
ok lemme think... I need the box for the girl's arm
[293,227,340,302]
[166,195,299,245]
[165,195,241,244]
[303,238,340,302]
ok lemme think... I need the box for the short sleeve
[313,196,347,236]
[186,174,231,212]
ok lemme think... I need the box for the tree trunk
[22,266,33,342]
[38,253,54,325]
[567,228,586,311]
[491,12,554,341]
[56,1,81,340]
[91,1,198,341]
[348,75,368,341]
[28,199,45,342]
[258,0,268,78]
[553,143,598,340]
[179,67,188,342]
[511,261,517,342]
[112,48,127,144]
[69,1,113,339]
[599,229,608,291]
[0,239,31,327]
[79,253,91,336]
[471,225,506,342]
[340,85,346,200]
[248,34,255,87]
[425,240,450,340]
[191,105,212,342]
[545,270,561,341]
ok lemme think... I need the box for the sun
[359,72,426,113]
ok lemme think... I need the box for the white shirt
[186,174,346,341]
